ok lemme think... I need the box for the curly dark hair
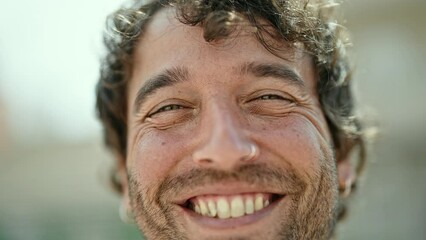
[96,0,368,222]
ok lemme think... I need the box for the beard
[127,146,338,240]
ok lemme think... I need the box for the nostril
[192,140,258,170]
[197,158,213,164]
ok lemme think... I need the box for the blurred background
[0,0,425,239]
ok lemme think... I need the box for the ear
[116,154,134,223]
[336,140,357,198]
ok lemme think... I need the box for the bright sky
[0,0,122,145]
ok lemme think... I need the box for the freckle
[161,142,166,146]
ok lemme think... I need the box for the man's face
[123,9,339,240]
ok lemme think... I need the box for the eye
[248,92,295,106]
[245,91,296,116]
[148,104,184,117]
[254,94,293,102]
[257,94,285,100]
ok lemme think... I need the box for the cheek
[127,131,184,187]
[257,115,326,176]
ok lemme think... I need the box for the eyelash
[257,94,284,100]
[253,94,292,102]
[149,104,184,117]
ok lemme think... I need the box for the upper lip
[172,182,286,205]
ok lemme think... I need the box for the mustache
[157,163,307,200]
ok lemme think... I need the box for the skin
[120,8,352,240]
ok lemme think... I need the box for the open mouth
[180,193,285,219]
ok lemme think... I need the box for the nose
[192,103,259,171]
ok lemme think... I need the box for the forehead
[129,7,317,94]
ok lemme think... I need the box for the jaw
[132,184,337,240]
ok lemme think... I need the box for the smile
[182,193,285,219]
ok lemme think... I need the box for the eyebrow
[240,61,305,89]
[133,61,305,114]
[133,66,189,113]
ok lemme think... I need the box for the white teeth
[207,199,217,217]
[194,204,201,214]
[245,196,254,214]
[217,198,231,219]
[230,196,245,218]
[199,199,209,216]
[264,199,270,207]
[192,194,272,219]
[255,194,264,211]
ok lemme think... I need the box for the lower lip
[179,196,285,229]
